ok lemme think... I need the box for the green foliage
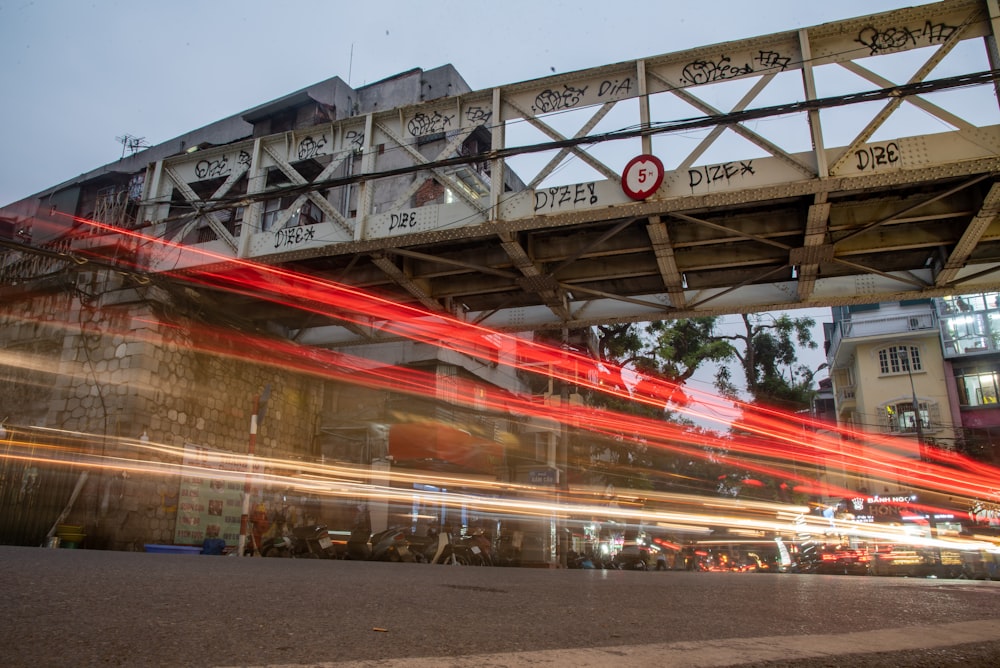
[711,313,823,410]
[567,312,824,497]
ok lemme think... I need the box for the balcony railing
[827,311,938,366]
[0,238,72,287]
[837,387,856,404]
[942,334,998,357]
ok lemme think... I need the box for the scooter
[451,533,493,565]
[260,524,337,558]
[405,531,453,564]
[348,526,458,564]
[346,524,375,560]
[365,526,418,562]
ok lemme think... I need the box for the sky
[0,0,931,208]
[0,0,984,394]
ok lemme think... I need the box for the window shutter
[928,403,941,431]
[877,405,890,432]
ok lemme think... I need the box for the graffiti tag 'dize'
[688,160,755,190]
[274,226,316,249]
[388,211,419,233]
[533,183,599,212]
[855,142,901,171]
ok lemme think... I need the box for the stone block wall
[1,278,327,549]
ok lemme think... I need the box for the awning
[389,422,504,475]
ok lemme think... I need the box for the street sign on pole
[528,468,558,485]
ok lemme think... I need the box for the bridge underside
[235,168,1000,347]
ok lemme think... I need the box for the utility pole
[238,385,270,556]
[558,328,570,568]
[898,349,925,459]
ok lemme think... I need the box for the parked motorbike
[364,526,419,562]
[452,532,493,566]
[415,532,466,565]
[347,526,472,564]
[260,524,337,558]
[344,524,499,566]
[346,524,375,560]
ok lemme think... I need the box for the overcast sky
[0,0,931,207]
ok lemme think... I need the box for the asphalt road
[3,545,999,667]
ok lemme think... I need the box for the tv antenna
[115,134,150,159]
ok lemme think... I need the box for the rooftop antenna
[115,134,150,159]
[348,42,354,87]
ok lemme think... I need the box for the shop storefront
[838,491,972,577]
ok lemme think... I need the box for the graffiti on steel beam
[465,106,493,125]
[345,130,365,151]
[688,160,756,191]
[274,225,317,249]
[856,21,959,55]
[680,50,790,86]
[297,134,329,160]
[407,111,455,137]
[598,78,633,98]
[195,155,230,180]
[533,183,599,212]
[192,150,251,181]
[855,142,901,171]
[530,77,635,114]
[389,211,419,233]
[532,84,589,113]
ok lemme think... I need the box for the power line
[148,68,1000,219]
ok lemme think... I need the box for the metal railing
[827,311,938,367]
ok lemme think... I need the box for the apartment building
[826,294,1000,459]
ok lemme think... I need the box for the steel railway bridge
[5,0,1000,347]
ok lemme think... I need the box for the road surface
[2,546,999,667]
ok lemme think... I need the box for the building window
[288,200,321,227]
[261,198,282,231]
[955,366,1000,406]
[877,345,921,375]
[942,312,989,353]
[880,400,936,434]
[261,197,323,231]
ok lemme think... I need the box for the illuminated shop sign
[847,492,920,523]
[866,494,917,504]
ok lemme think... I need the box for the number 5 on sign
[621,154,664,200]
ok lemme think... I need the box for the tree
[592,318,733,413]
[529,314,823,497]
[588,313,823,494]
[712,313,825,410]
[591,313,823,412]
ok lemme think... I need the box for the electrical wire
[139,68,1000,222]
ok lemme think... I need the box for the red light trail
[7,212,999,541]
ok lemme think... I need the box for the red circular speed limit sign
[621,154,664,200]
